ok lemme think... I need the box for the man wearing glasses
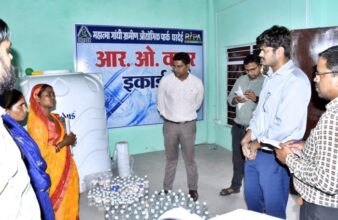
[157,52,204,201]
[241,25,311,219]
[276,45,338,220]
[220,54,264,196]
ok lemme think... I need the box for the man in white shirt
[241,25,311,219]
[157,52,204,201]
[0,19,41,220]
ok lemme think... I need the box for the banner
[75,24,204,128]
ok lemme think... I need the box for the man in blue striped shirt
[241,25,311,219]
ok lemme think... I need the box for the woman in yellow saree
[27,84,79,220]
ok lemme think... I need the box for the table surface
[209,209,282,220]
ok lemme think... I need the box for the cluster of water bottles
[88,174,149,207]
[87,174,209,219]
[104,189,209,219]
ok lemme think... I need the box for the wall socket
[214,119,221,124]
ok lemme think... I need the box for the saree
[27,85,79,220]
[2,113,54,220]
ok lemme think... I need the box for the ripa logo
[184,32,202,43]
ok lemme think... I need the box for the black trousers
[300,200,338,220]
[230,123,246,190]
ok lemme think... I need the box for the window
[226,44,258,125]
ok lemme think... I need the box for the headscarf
[29,84,52,127]
[2,98,55,220]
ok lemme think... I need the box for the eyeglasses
[315,71,338,76]
[245,66,259,73]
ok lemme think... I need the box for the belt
[257,148,274,154]
[234,122,248,130]
[164,118,196,124]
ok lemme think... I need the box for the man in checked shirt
[276,45,338,220]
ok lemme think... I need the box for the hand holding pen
[244,89,257,102]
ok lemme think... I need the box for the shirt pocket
[262,92,278,115]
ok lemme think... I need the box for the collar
[266,60,293,78]
[326,97,338,110]
[173,71,190,81]
[249,74,264,82]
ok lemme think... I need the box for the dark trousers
[230,123,246,190]
[300,200,338,220]
[163,120,198,190]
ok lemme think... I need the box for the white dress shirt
[157,72,204,122]
[0,107,41,220]
[248,60,311,144]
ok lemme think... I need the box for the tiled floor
[80,144,299,219]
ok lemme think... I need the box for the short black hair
[0,19,10,44]
[244,54,261,65]
[319,45,338,71]
[173,52,190,65]
[1,89,23,110]
[256,25,291,59]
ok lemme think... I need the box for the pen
[291,139,303,144]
